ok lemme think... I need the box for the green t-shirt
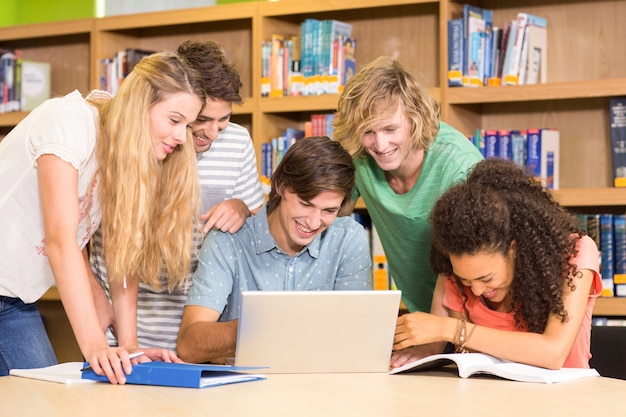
[353,122,483,312]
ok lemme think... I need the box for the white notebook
[234,290,402,374]
[10,362,97,384]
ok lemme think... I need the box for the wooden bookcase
[2,0,626,361]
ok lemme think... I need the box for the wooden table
[1,369,623,417]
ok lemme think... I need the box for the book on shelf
[125,48,155,77]
[600,214,615,297]
[581,211,625,298]
[526,128,559,190]
[389,352,599,384]
[342,37,357,89]
[519,23,547,85]
[497,20,513,80]
[11,361,266,388]
[1,48,22,113]
[502,13,547,86]
[497,130,512,160]
[289,35,304,96]
[269,33,285,98]
[320,20,352,94]
[20,60,51,111]
[486,26,502,86]
[484,129,498,158]
[447,18,464,87]
[461,5,492,87]
[614,214,626,296]
[466,14,486,87]
[510,129,527,167]
[609,97,626,187]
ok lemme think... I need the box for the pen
[80,351,145,372]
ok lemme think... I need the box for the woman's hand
[394,311,451,351]
[85,346,142,384]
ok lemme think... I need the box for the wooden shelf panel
[259,88,441,114]
[594,297,626,317]
[0,112,28,128]
[259,0,438,16]
[553,188,626,208]
[446,79,626,105]
[0,18,93,40]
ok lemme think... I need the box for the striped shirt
[90,122,265,351]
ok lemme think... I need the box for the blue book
[614,214,626,296]
[609,97,626,187]
[462,4,493,84]
[497,130,512,160]
[447,18,463,86]
[526,128,560,189]
[484,130,498,158]
[81,361,266,388]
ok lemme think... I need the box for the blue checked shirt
[186,205,372,321]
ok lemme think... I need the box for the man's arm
[177,305,238,364]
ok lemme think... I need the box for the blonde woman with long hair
[0,51,205,384]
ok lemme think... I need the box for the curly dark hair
[429,158,584,333]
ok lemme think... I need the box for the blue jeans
[0,296,58,376]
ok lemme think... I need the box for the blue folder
[81,361,266,388]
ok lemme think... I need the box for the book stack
[577,212,626,298]
[448,5,548,87]
[1,48,51,113]
[470,127,559,190]
[99,48,155,95]
[261,112,336,180]
[261,19,356,97]
[261,127,305,180]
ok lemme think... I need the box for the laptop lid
[234,290,401,373]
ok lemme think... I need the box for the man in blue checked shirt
[177,136,372,364]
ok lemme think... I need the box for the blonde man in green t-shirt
[333,56,483,365]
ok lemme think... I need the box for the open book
[389,353,599,383]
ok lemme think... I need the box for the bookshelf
[2,0,626,359]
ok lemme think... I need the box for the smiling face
[449,245,516,312]
[150,92,202,160]
[190,98,233,154]
[267,188,344,256]
[362,105,416,172]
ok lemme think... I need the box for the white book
[503,13,547,85]
[9,362,97,385]
[390,352,599,384]
[524,24,548,84]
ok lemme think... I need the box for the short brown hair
[267,136,355,216]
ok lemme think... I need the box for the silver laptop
[234,290,402,373]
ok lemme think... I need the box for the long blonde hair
[94,51,205,290]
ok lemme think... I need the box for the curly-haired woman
[393,158,601,369]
